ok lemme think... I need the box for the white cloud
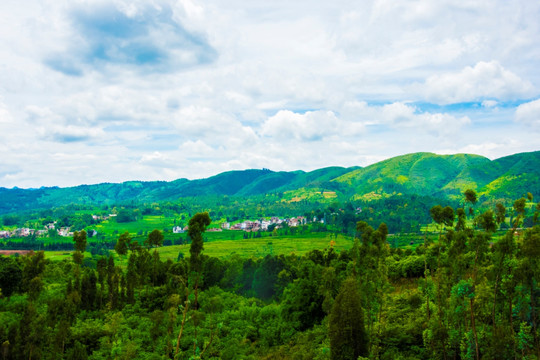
[39,1,218,77]
[172,106,259,148]
[1,0,540,187]
[139,151,176,168]
[258,103,467,144]
[515,98,540,130]
[361,102,471,136]
[421,61,534,104]
[381,102,416,123]
[24,105,107,143]
[178,140,216,160]
[481,100,498,108]
[261,110,343,141]
[225,91,252,106]
[436,138,534,161]
[420,113,471,136]
[38,124,106,143]
[0,100,15,127]
[0,101,26,179]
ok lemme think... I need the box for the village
[172,216,309,233]
[0,215,312,239]
[0,221,73,239]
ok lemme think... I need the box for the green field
[43,232,354,262]
[44,251,88,261]
[157,232,353,260]
[93,215,177,236]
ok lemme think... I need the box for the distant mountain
[332,151,540,201]
[481,151,540,199]
[0,151,538,215]
[0,167,358,214]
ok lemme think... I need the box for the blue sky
[0,0,539,188]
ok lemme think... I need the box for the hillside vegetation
[1,151,539,215]
[334,151,540,200]
[1,197,539,359]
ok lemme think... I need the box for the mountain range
[1,151,539,215]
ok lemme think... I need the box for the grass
[93,215,177,236]
[281,187,338,203]
[157,232,353,260]
[44,251,92,261]
[42,233,354,262]
[39,225,514,263]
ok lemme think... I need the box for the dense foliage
[1,192,539,359]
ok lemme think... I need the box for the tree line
[0,191,539,359]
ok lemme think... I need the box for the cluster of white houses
[0,222,73,239]
[1,215,311,239]
[92,214,117,221]
[0,214,122,240]
[173,216,308,234]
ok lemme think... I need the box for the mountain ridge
[1,151,538,215]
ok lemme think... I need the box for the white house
[173,226,185,234]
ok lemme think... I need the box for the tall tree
[72,230,87,265]
[430,205,444,233]
[175,212,211,358]
[146,229,164,248]
[476,209,496,233]
[73,230,87,252]
[466,209,495,360]
[429,205,454,359]
[490,229,516,355]
[329,277,368,360]
[354,221,389,355]
[0,256,22,297]
[464,189,478,218]
[21,251,46,296]
[455,208,467,231]
[513,197,527,228]
[516,225,540,357]
[188,212,211,275]
[495,202,506,227]
[114,231,131,256]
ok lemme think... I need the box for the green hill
[332,151,540,202]
[0,151,538,215]
[480,151,540,199]
[333,153,486,199]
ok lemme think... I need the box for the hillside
[332,152,493,200]
[0,167,358,214]
[0,151,539,215]
[332,151,540,201]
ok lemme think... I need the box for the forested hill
[0,167,357,215]
[333,150,540,200]
[0,151,539,215]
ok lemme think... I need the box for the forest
[0,190,539,359]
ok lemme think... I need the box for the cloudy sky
[1,0,539,188]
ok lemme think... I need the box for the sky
[0,0,539,188]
